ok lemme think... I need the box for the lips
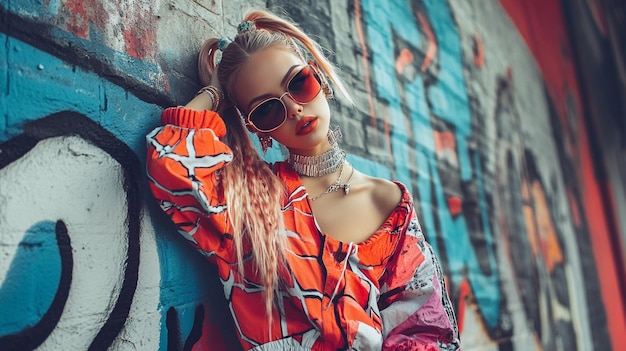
[296,116,318,136]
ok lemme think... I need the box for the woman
[146,9,460,351]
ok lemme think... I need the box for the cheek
[310,95,330,115]
[269,126,293,143]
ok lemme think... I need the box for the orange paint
[532,181,564,272]
[472,34,485,68]
[434,131,456,152]
[416,12,436,72]
[395,49,414,75]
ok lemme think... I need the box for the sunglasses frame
[244,63,323,133]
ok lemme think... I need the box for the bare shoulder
[362,174,402,216]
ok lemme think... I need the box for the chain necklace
[311,162,355,201]
[289,127,345,177]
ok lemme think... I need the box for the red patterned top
[146,107,460,350]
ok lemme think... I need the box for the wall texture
[1,0,624,350]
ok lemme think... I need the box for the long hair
[196,10,353,317]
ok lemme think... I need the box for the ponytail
[197,38,219,86]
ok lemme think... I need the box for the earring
[322,82,334,99]
[258,133,273,154]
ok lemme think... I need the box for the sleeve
[378,209,460,351]
[145,106,234,258]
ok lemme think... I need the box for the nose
[280,92,303,119]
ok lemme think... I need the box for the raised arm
[146,104,233,257]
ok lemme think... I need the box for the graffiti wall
[0,0,624,350]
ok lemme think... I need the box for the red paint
[62,0,109,39]
[447,196,463,217]
[434,130,458,167]
[61,0,156,58]
[121,2,157,59]
[456,278,471,333]
[416,11,436,72]
[434,131,456,153]
[498,0,626,347]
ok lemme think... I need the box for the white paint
[0,136,160,350]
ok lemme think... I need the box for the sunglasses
[245,65,322,132]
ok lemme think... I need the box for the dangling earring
[258,133,273,154]
[310,62,333,99]
[322,82,334,99]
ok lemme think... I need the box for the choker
[289,127,346,177]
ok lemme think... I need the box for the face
[234,47,331,155]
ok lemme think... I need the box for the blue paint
[361,0,501,328]
[362,0,426,188]
[250,130,286,164]
[0,2,162,89]
[152,216,215,348]
[473,151,499,322]
[422,0,472,181]
[47,0,60,16]
[347,154,392,179]
[0,221,60,336]
[1,34,162,154]
[1,32,217,349]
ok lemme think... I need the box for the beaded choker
[289,127,346,177]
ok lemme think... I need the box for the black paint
[0,221,73,351]
[0,111,142,350]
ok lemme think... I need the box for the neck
[288,127,345,177]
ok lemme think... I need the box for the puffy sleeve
[378,207,460,351]
[146,106,233,259]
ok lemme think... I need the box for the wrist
[196,86,223,111]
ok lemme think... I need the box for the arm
[146,103,233,257]
[379,211,460,351]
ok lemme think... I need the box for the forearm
[185,89,216,111]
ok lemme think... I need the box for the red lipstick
[296,116,318,136]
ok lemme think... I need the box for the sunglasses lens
[247,66,322,132]
[288,66,321,102]
[249,99,286,131]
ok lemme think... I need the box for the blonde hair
[196,10,353,317]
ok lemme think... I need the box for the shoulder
[363,175,403,216]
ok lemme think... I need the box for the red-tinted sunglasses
[245,65,322,132]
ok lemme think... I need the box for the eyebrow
[246,64,301,110]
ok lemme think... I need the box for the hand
[185,66,223,112]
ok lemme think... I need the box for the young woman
[146,10,460,351]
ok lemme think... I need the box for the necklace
[311,162,355,201]
[289,127,345,177]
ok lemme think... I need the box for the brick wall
[1,0,623,349]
